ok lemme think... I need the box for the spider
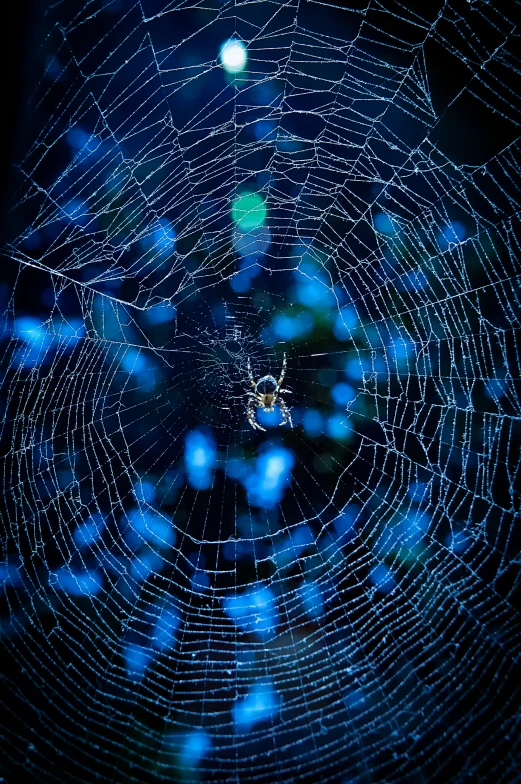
[246,353,293,432]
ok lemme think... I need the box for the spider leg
[277,352,287,388]
[247,357,256,389]
[277,397,293,428]
[278,388,292,394]
[247,399,266,431]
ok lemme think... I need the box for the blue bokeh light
[253,120,277,141]
[126,507,175,549]
[438,220,466,250]
[485,377,507,400]
[271,524,314,569]
[302,409,323,437]
[272,311,313,341]
[51,567,103,596]
[233,228,271,258]
[223,585,279,640]
[133,478,157,504]
[185,429,217,490]
[139,218,176,255]
[333,305,358,341]
[152,605,181,651]
[73,513,105,548]
[145,302,176,324]
[121,347,147,375]
[300,580,324,620]
[130,548,164,582]
[293,267,336,310]
[63,198,89,226]
[326,413,353,441]
[233,681,279,733]
[345,353,386,381]
[66,127,100,157]
[243,447,295,508]
[123,642,152,682]
[369,564,396,594]
[374,212,399,235]
[178,729,212,769]
[333,505,360,542]
[331,382,356,407]
[13,316,52,368]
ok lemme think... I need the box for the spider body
[256,376,277,411]
[246,355,292,432]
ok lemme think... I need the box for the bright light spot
[292,265,336,309]
[231,192,266,231]
[14,316,50,347]
[220,39,248,73]
[192,447,207,467]
[345,353,386,381]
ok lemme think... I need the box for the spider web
[1,1,521,782]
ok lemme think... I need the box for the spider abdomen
[256,376,277,395]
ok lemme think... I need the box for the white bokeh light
[220,39,248,73]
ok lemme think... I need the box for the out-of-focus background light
[220,39,248,73]
[231,191,266,231]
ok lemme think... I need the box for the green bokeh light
[231,192,267,231]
